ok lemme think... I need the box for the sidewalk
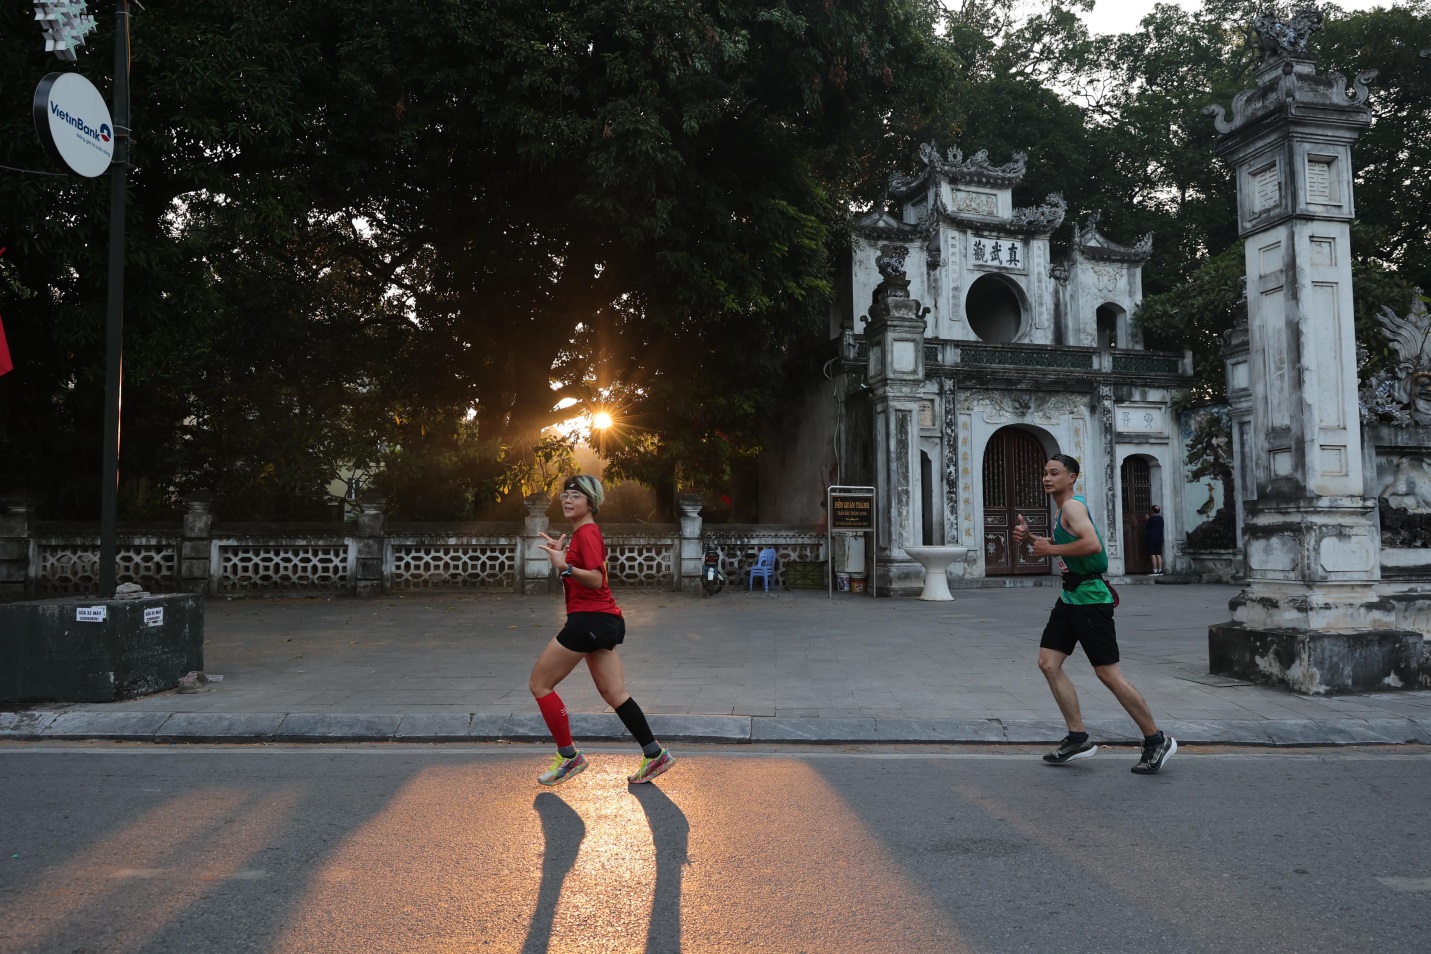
[4,583,1431,746]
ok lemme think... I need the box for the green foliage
[0,0,966,519]
[5,0,1430,522]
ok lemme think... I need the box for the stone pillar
[180,492,214,596]
[522,493,554,595]
[864,245,928,596]
[355,492,386,598]
[0,493,35,603]
[1097,384,1122,575]
[677,495,704,593]
[1222,324,1253,550]
[1205,24,1422,692]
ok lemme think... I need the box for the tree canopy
[2,0,1429,519]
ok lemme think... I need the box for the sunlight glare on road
[269,754,972,953]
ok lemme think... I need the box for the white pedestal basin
[903,546,970,601]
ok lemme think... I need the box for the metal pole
[98,0,129,598]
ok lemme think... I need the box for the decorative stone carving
[1249,9,1322,62]
[1009,193,1067,233]
[1091,263,1122,293]
[1205,66,1377,136]
[951,190,998,216]
[876,244,910,282]
[1380,456,1431,512]
[1048,262,1070,286]
[1358,292,1431,425]
[915,142,1027,187]
[955,389,1089,423]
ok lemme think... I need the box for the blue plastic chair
[748,548,777,592]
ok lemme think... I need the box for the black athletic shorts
[1039,599,1120,667]
[556,612,626,653]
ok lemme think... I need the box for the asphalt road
[2,743,1428,954]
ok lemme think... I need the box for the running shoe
[1043,734,1098,764]
[1131,734,1177,774]
[627,748,674,784]
[537,751,587,786]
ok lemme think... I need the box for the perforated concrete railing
[604,536,677,587]
[216,541,351,594]
[388,538,518,590]
[33,539,179,596]
[705,532,825,587]
[18,525,824,596]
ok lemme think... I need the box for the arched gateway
[982,427,1052,576]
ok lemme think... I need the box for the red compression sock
[535,691,573,749]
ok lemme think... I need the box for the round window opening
[966,275,1023,343]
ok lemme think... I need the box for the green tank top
[1054,495,1112,605]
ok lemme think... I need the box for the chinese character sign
[34,1,97,62]
[970,235,1024,271]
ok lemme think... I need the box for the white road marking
[108,868,269,881]
[1378,877,1431,892]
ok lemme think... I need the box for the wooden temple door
[1121,456,1153,574]
[982,428,1052,576]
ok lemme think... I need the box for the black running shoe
[1043,735,1098,764]
[1131,734,1178,774]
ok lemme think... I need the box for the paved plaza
[4,581,1431,745]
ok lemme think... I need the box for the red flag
[0,247,11,377]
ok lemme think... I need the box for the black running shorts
[556,612,626,654]
[1039,599,1120,667]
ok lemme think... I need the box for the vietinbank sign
[33,71,114,177]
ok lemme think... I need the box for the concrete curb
[3,710,1431,746]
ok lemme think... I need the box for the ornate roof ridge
[889,142,1027,199]
[1075,211,1153,262]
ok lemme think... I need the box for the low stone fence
[0,494,824,600]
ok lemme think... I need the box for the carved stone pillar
[1205,26,1422,692]
[180,492,214,596]
[354,492,386,598]
[865,245,929,596]
[0,493,35,603]
[677,495,704,594]
[522,493,554,595]
[1222,324,1253,551]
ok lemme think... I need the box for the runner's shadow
[520,792,586,954]
[631,784,689,954]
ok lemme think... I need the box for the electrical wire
[0,163,76,177]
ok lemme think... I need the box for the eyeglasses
[559,492,586,502]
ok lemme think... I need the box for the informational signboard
[827,485,876,599]
[831,493,874,531]
[33,71,114,178]
[144,606,164,627]
[75,605,107,622]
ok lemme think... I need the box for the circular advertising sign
[33,71,114,178]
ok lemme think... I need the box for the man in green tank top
[1013,454,1177,775]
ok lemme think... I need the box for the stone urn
[903,546,971,601]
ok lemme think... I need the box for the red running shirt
[563,523,622,616]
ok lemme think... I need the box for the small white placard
[144,607,164,627]
[76,606,107,622]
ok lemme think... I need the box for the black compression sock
[1068,731,1089,744]
[614,697,656,749]
[1144,731,1164,745]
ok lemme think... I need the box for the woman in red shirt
[529,474,674,785]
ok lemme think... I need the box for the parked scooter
[700,546,726,595]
